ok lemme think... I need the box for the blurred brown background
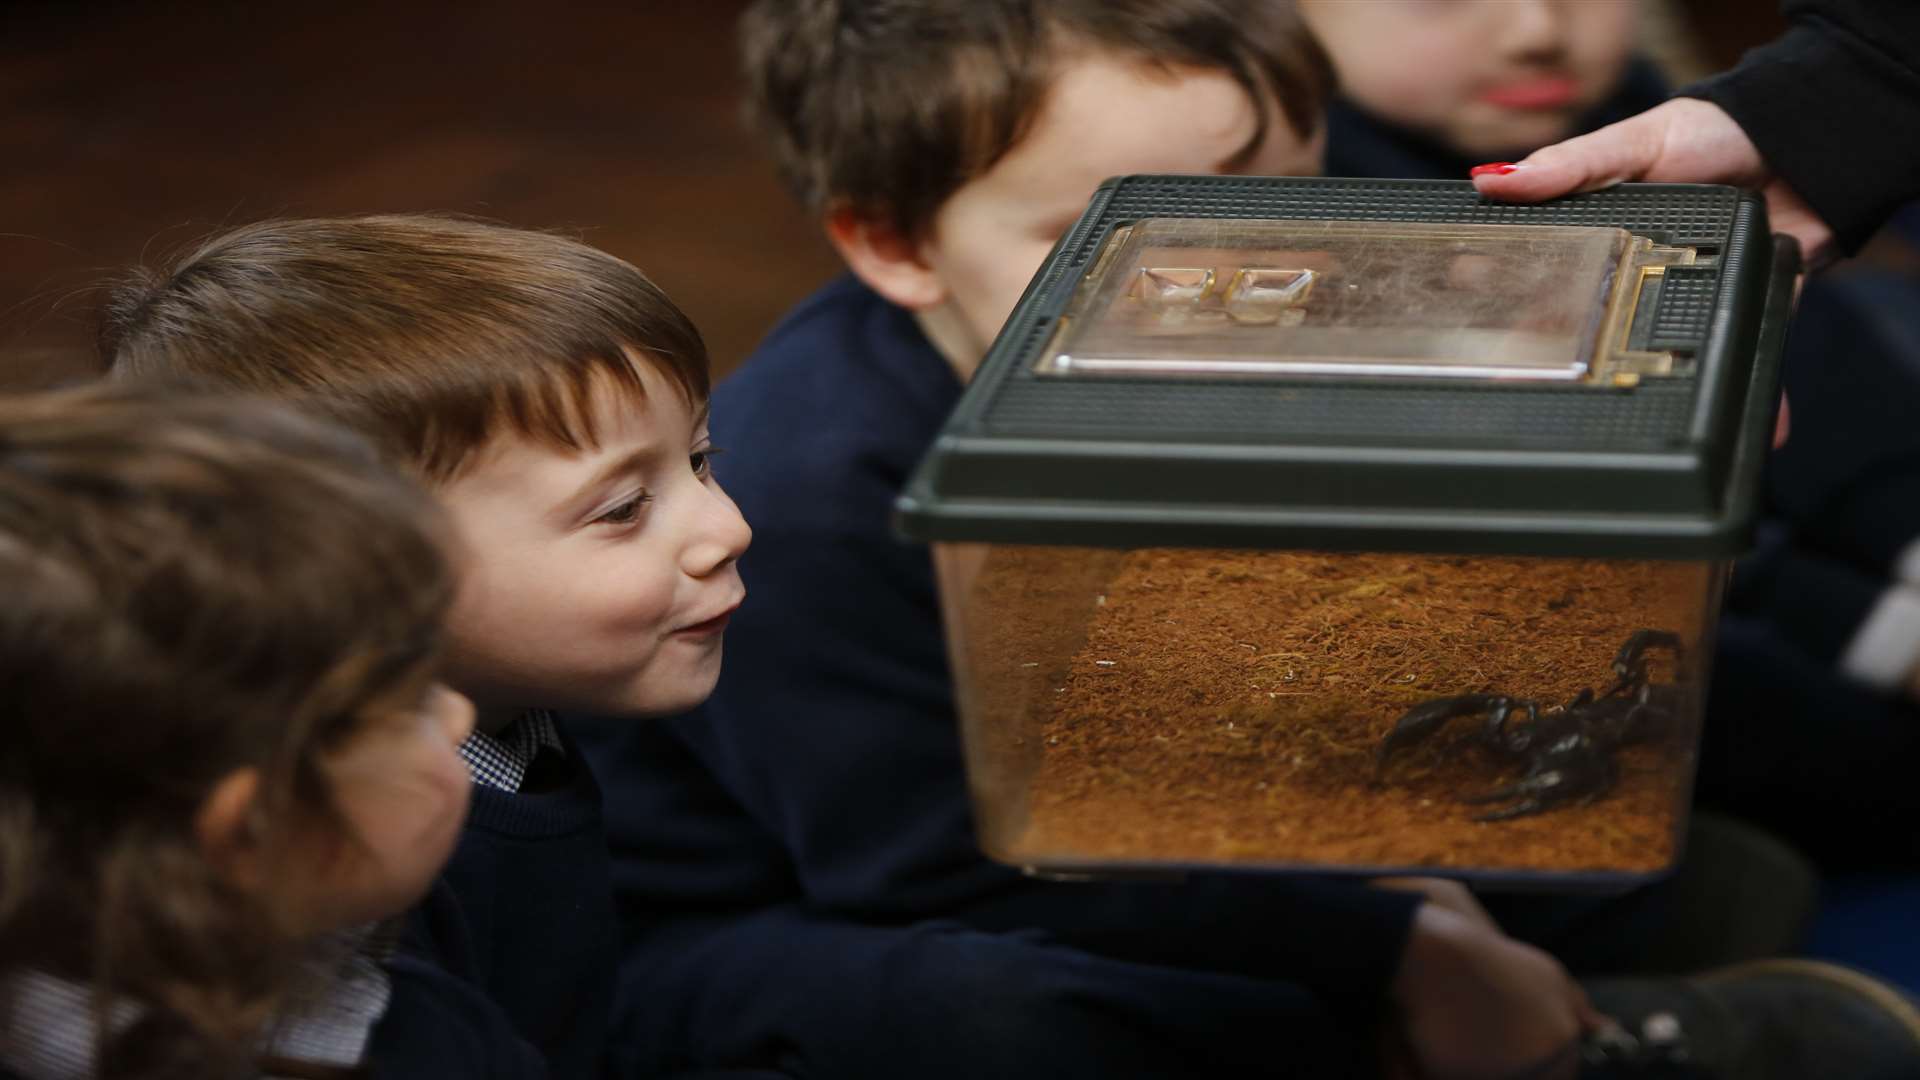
[0,2,843,391]
[0,1,1782,392]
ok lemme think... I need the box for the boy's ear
[195,767,266,886]
[824,206,948,311]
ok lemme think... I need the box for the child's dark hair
[100,214,710,483]
[740,0,1333,239]
[0,384,453,1077]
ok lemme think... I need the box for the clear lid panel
[1037,218,1698,384]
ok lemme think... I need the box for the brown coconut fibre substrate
[956,547,1715,879]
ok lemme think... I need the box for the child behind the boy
[102,215,753,1078]
[1301,0,1653,177]
[0,385,475,1079]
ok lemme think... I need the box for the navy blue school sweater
[573,276,1416,1077]
[371,922,552,1079]
[601,899,1370,1079]
[382,725,617,1079]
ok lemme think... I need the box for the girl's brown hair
[0,384,454,1077]
[101,214,710,482]
[740,0,1335,240]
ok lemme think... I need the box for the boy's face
[436,360,751,725]
[908,51,1324,375]
[1300,0,1639,159]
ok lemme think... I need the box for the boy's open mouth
[675,600,742,637]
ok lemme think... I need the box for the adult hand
[1386,898,1604,1080]
[1472,97,1803,448]
[1469,97,1836,269]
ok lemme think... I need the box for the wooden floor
[0,2,1780,392]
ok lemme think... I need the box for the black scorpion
[1373,630,1684,821]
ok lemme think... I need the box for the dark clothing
[1682,0,1920,254]
[1763,271,1920,578]
[1699,609,1920,870]
[390,724,617,1079]
[370,933,552,1080]
[603,903,1369,1079]
[1692,271,1920,870]
[575,276,1415,1077]
[1324,58,1669,180]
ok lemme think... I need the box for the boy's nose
[1494,0,1565,60]
[681,482,752,578]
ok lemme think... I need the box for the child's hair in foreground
[0,385,451,1078]
[102,214,710,480]
[739,0,1334,238]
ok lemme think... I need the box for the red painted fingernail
[1469,161,1520,178]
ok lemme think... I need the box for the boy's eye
[595,491,653,526]
[691,445,725,478]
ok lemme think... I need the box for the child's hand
[1389,898,1603,1080]
[1372,877,1496,930]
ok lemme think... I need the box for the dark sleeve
[952,873,1421,1007]
[369,955,551,1080]
[1680,1,1920,253]
[605,906,1376,1080]
[381,873,613,1080]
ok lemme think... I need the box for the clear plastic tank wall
[935,542,1725,885]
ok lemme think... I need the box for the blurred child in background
[1303,0,1660,180]
[0,386,476,1079]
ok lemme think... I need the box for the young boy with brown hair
[573,2,1920,1078]
[100,215,755,1078]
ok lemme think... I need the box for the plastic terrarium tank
[897,177,1800,887]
